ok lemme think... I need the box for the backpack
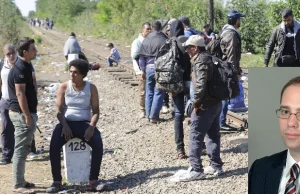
[155,37,184,93]
[206,54,240,100]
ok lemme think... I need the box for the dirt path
[0,27,248,194]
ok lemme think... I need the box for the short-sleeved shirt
[7,58,37,113]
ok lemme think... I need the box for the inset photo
[249,68,300,193]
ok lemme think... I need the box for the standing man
[167,19,192,159]
[264,8,300,67]
[171,35,223,182]
[249,76,300,193]
[131,22,151,118]
[0,44,18,165]
[219,10,245,130]
[139,21,168,123]
[0,44,38,165]
[8,37,38,194]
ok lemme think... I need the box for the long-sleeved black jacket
[191,52,220,108]
[264,23,300,66]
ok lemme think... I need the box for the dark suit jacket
[248,150,287,194]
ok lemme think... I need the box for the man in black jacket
[264,8,300,67]
[170,35,223,182]
[249,76,300,193]
[166,19,191,159]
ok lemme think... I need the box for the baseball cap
[182,35,205,48]
[178,16,190,26]
[227,10,245,19]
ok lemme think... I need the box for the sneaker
[220,123,234,131]
[46,183,64,193]
[170,167,205,182]
[150,118,159,124]
[204,166,224,176]
[161,106,169,114]
[27,152,38,161]
[0,159,11,165]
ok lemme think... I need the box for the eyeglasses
[276,108,300,121]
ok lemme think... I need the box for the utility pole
[209,0,214,30]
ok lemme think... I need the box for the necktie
[285,163,300,194]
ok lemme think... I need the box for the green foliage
[94,0,225,42]
[33,0,300,54]
[0,0,23,56]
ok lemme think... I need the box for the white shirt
[1,57,18,100]
[278,150,300,194]
[131,34,144,75]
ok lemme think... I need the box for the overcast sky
[14,0,36,16]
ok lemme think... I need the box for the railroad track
[32,27,248,129]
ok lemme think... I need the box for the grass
[240,53,275,68]
[20,23,43,45]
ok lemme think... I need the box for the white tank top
[63,80,92,121]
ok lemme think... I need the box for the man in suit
[249,76,300,194]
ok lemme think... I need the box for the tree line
[0,0,23,54]
[3,0,300,55]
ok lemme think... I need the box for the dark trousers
[220,100,228,126]
[172,92,185,153]
[50,121,103,181]
[0,99,15,161]
[189,102,224,172]
[163,93,169,108]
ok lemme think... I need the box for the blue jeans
[172,92,185,153]
[145,66,165,119]
[107,57,118,67]
[189,102,223,172]
[50,121,103,182]
[220,100,228,126]
[190,81,194,101]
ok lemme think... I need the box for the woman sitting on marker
[46,59,104,193]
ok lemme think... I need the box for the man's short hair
[280,76,300,103]
[152,21,162,32]
[16,37,35,57]
[70,32,76,37]
[228,18,239,26]
[3,43,16,53]
[281,8,293,18]
[107,43,114,48]
[69,59,89,78]
[142,22,151,28]
[203,24,210,29]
